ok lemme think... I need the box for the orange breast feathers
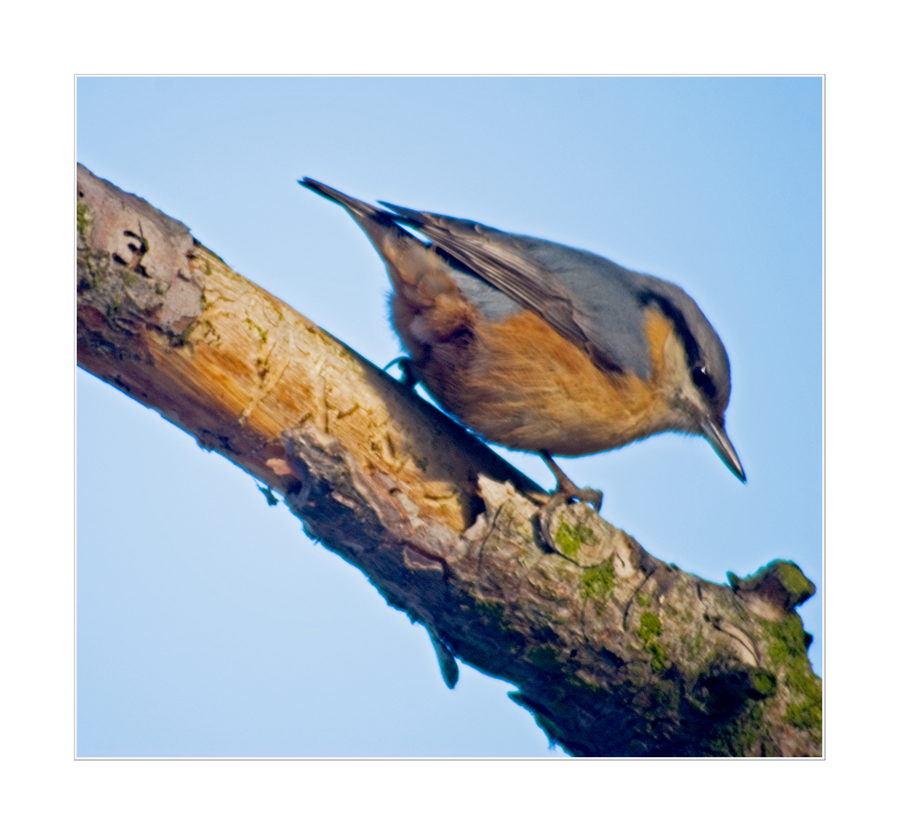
[386,243,683,457]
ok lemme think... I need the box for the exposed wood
[76,164,822,756]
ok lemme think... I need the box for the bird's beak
[700,416,746,482]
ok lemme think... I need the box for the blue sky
[76,77,822,757]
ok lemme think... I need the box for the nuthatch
[300,179,745,532]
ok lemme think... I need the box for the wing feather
[380,203,630,373]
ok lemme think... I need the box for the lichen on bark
[76,163,821,757]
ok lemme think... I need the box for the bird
[299,178,745,538]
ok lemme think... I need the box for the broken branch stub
[76,164,821,756]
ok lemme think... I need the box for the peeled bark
[76,164,822,757]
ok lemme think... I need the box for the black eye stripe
[692,365,717,400]
[639,291,719,404]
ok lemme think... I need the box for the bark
[76,164,822,757]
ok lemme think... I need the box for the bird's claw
[538,487,603,550]
[384,356,418,388]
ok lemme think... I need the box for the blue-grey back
[432,221,731,413]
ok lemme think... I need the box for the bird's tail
[299,178,428,264]
[299,178,393,224]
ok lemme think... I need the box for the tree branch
[76,164,821,757]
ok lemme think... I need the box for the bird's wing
[380,203,653,378]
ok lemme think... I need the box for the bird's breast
[392,281,681,456]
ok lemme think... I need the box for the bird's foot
[536,450,604,548]
[538,485,604,550]
[384,356,418,388]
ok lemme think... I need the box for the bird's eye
[691,365,716,399]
